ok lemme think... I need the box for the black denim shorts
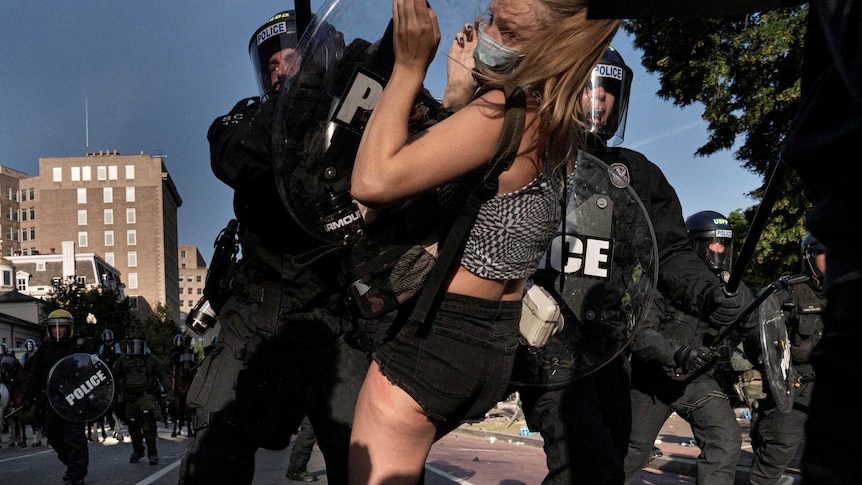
[374,292,522,424]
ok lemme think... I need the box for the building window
[197,288,203,295]
[103,187,113,203]
[128,273,138,289]
[29,188,35,200]
[53,166,63,182]
[36,262,46,271]
[196,275,202,283]
[188,300,194,307]
[21,230,28,241]
[125,165,135,180]
[129,296,138,309]
[127,230,136,245]
[29,228,35,240]
[82,166,92,181]
[21,209,27,221]
[78,210,87,225]
[104,231,114,246]
[16,276,27,291]
[126,186,135,202]
[29,207,35,220]
[128,251,137,267]
[97,166,107,181]
[3,269,12,286]
[105,252,114,266]
[187,275,193,282]
[21,190,27,202]
[104,209,113,224]
[77,188,87,204]
[76,276,86,285]
[109,166,118,180]
[78,232,88,247]
[71,166,81,181]
[126,208,136,224]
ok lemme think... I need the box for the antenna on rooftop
[85,97,90,155]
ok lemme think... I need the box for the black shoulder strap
[409,84,527,330]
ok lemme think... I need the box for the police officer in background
[743,233,825,484]
[507,47,752,484]
[19,339,38,369]
[98,329,123,438]
[179,11,368,484]
[624,211,748,484]
[21,309,97,485]
[113,332,171,465]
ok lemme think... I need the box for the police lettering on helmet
[249,10,300,96]
[582,46,633,147]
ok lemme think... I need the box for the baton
[725,160,788,293]
[710,273,808,350]
[295,0,312,40]
[3,405,25,420]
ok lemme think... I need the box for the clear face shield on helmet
[583,60,633,147]
[127,338,147,356]
[25,339,36,352]
[249,11,300,97]
[692,229,734,275]
[46,321,72,342]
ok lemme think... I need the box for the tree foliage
[47,281,137,343]
[623,7,815,287]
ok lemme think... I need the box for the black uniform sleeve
[22,346,45,403]
[208,96,274,192]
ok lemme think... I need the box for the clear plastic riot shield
[759,291,795,413]
[272,0,494,242]
[509,151,658,389]
[46,353,115,423]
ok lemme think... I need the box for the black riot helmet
[249,10,299,96]
[584,46,633,147]
[102,329,114,345]
[685,210,734,275]
[126,333,148,356]
[801,233,825,279]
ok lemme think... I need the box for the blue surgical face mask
[473,21,523,73]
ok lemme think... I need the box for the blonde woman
[349,0,620,482]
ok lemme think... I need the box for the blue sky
[0,0,762,262]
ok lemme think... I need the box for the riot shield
[46,353,115,423]
[758,291,795,413]
[272,0,492,242]
[509,151,658,389]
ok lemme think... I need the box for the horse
[0,356,30,448]
[171,349,197,437]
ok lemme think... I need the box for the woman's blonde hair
[478,0,620,162]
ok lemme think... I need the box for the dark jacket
[23,336,97,403]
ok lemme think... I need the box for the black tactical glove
[673,344,718,374]
[709,282,753,328]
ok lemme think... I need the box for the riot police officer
[21,309,97,485]
[19,338,37,370]
[509,47,751,485]
[97,329,123,439]
[623,211,748,484]
[178,11,368,485]
[112,332,171,465]
[745,233,825,484]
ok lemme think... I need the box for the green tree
[623,7,813,285]
[47,281,138,343]
[140,303,183,368]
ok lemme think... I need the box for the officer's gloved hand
[673,344,718,374]
[709,282,753,328]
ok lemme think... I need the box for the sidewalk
[457,403,803,484]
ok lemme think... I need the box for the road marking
[425,464,476,484]
[0,449,54,463]
[135,458,181,485]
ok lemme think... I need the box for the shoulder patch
[608,162,630,189]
